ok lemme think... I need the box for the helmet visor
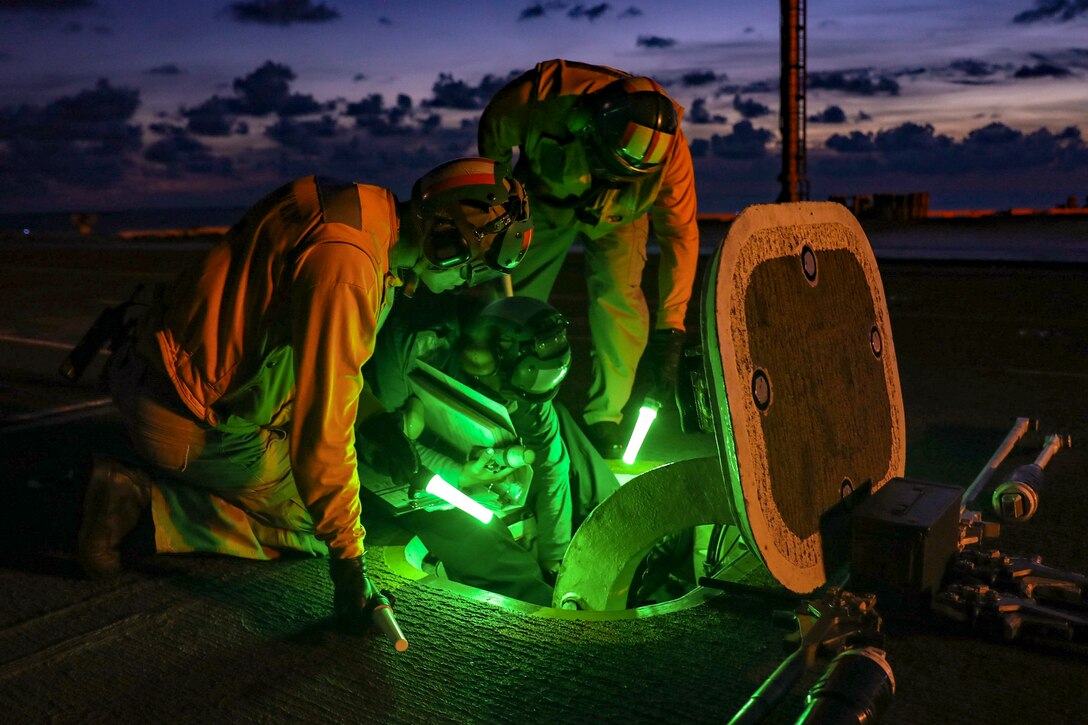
[589,120,675,179]
[510,358,569,402]
[507,317,571,399]
[425,192,532,286]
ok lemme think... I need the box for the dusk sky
[1,0,1086,215]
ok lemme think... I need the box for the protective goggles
[424,190,532,286]
[589,121,674,180]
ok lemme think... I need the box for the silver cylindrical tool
[962,417,1033,511]
[371,591,408,652]
[991,434,1069,522]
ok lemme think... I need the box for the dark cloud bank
[227,0,340,26]
[518,3,642,22]
[1013,0,1088,23]
[1,59,1086,212]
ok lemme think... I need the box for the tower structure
[778,0,808,202]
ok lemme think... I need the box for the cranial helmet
[576,76,678,179]
[459,297,571,404]
[412,157,533,286]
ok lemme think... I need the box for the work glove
[329,555,380,632]
[643,328,686,403]
[357,411,420,484]
[457,446,526,487]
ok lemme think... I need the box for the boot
[77,454,151,579]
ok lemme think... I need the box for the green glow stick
[622,400,660,465]
[425,474,494,524]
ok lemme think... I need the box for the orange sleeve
[478,68,536,169]
[649,127,700,331]
[289,242,382,559]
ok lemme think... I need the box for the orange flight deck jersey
[479,58,700,331]
[137,176,402,559]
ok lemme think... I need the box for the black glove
[329,555,380,632]
[644,328,686,402]
[357,411,420,483]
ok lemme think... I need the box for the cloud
[180,61,324,135]
[314,134,470,191]
[231,61,322,115]
[1028,47,1088,71]
[819,121,1088,179]
[0,64,511,208]
[519,1,627,21]
[949,59,1003,78]
[422,70,522,111]
[0,79,140,137]
[568,3,610,20]
[681,70,718,87]
[705,120,775,159]
[732,95,771,119]
[181,96,239,136]
[927,55,1081,85]
[1013,0,1088,23]
[264,114,338,153]
[0,0,94,11]
[637,35,675,49]
[808,69,900,96]
[940,58,1008,85]
[227,0,339,25]
[147,64,184,76]
[346,93,418,135]
[1013,61,1073,77]
[144,125,235,176]
[0,78,141,194]
[826,130,875,153]
[425,73,487,110]
[519,3,547,20]
[686,98,725,125]
[808,105,847,124]
[894,67,926,79]
[378,16,392,26]
[718,80,774,95]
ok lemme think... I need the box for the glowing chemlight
[622,402,659,465]
[425,474,494,524]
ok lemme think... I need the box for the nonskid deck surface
[1,230,1087,723]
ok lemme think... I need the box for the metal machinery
[553,202,1084,723]
[557,202,905,607]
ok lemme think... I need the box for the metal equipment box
[850,477,962,609]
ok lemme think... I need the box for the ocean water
[3,208,1087,264]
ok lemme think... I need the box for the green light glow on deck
[622,403,659,465]
[425,475,494,524]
